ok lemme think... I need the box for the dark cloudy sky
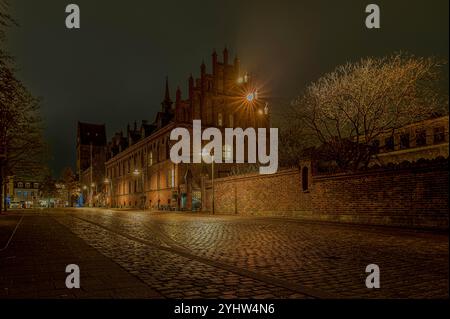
[6,0,449,176]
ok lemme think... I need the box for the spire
[189,73,194,100]
[234,54,240,75]
[164,76,172,103]
[201,59,206,75]
[176,86,181,102]
[212,49,218,76]
[162,77,173,113]
[223,46,229,65]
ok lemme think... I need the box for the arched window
[302,167,309,192]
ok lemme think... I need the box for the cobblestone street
[1,208,448,299]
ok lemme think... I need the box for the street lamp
[90,183,96,207]
[133,169,145,210]
[104,178,113,208]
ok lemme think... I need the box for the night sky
[6,0,449,176]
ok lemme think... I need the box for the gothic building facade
[104,49,270,210]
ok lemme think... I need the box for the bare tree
[39,173,57,207]
[1,1,46,212]
[284,53,448,171]
[60,167,77,206]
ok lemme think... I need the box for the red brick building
[104,48,270,210]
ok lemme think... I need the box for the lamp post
[201,150,215,215]
[133,168,145,210]
[104,178,113,208]
[90,182,96,207]
[82,185,87,207]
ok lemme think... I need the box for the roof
[77,122,107,146]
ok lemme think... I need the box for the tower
[161,77,173,113]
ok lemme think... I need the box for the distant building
[104,48,270,210]
[371,115,449,165]
[76,122,107,207]
[10,179,40,208]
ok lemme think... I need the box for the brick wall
[205,161,449,229]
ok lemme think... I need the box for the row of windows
[112,168,176,196]
[16,182,39,189]
[107,136,172,179]
[372,126,446,153]
[15,191,35,197]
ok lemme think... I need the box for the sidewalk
[0,214,23,251]
[0,214,162,299]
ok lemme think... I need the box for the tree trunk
[0,163,3,214]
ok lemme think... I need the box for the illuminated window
[223,144,232,162]
[171,168,175,188]
[148,151,153,166]
[18,182,23,188]
[25,183,30,188]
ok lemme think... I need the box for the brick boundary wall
[204,162,449,230]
